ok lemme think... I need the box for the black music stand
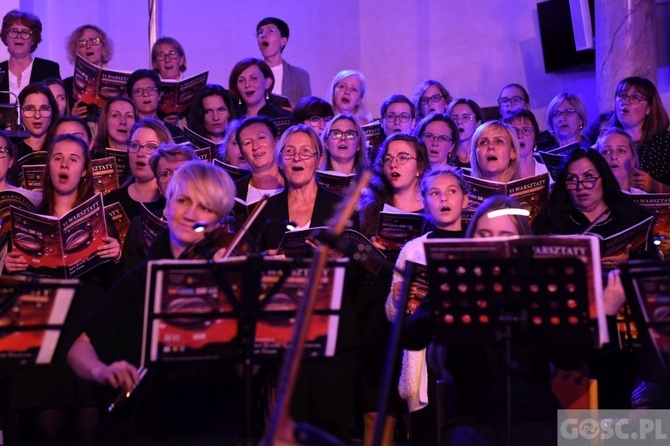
[426,253,593,446]
[0,275,78,368]
[139,256,346,444]
[620,259,670,370]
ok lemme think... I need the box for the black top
[0,57,61,104]
[249,186,351,251]
[234,102,293,121]
[532,198,657,261]
[84,229,252,443]
[103,184,165,221]
[638,130,670,186]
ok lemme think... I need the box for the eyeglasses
[328,129,359,140]
[564,177,600,190]
[550,109,577,120]
[0,147,10,158]
[512,126,534,137]
[421,133,453,144]
[155,50,180,61]
[615,92,648,106]
[22,105,52,118]
[8,28,32,40]
[419,94,444,105]
[280,147,319,160]
[381,152,417,166]
[383,112,412,123]
[128,142,159,154]
[77,37,101,47]
[498,96,525,106]
[450,113,475,123]
[156,169,176,184]
[131,87,159,97]
[307,116,332,126]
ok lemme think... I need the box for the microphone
[192,219,227,233]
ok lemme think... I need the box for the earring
[265,90,270,101]
[238,97,242,106]
[579,124,584,130]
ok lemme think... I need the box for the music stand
[0,275,78,368]
[424,236,601,446]
[140,256,347,442]
[620,259,670,371]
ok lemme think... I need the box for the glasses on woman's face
[280,147,318,160]
[450,113,475,123]
[155,50,180,61]
[308,116,332,126]
[421,133,453,144]
[551,109,577,120]
[498,96,525,107]
[419,94,443,105]
[615,92,648,106]
[77,37,101,47]
[0,147,10,158]
[22,105,52,118]
[156,168,176,184]
[383,112,412,123]
[512,126,534,137]
[328,130,359,140]
[131,87,159,97]
[128,142,159,154]
[8,28,32,40]
[565,176,600,190]
[381,152,416,166]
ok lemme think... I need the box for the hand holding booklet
[10,193,110,278]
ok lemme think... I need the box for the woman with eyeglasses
[446,98,484,168]
[292,96,334,137]
[90,95,138,159]
[502,109,548,179]
[546,92,588,149]
[357,134,429,446]
[64,24,113,120]
[250,124,362,443]
[610,76,670,193]
[151,37,186,81]
[103,118,173,220]
[15,82,60,159]
[4,134,121,446]
[497,83,531,117]
[470,121,520,183]
[187,83,234,144]
[384,166,468,445]
[413,113,459,168]
[533,147,655,268]
[380,94,416,138]
[412,79,453,120]
[0,10,60,105]
[320,113,368,174]
[533,148,660,410]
